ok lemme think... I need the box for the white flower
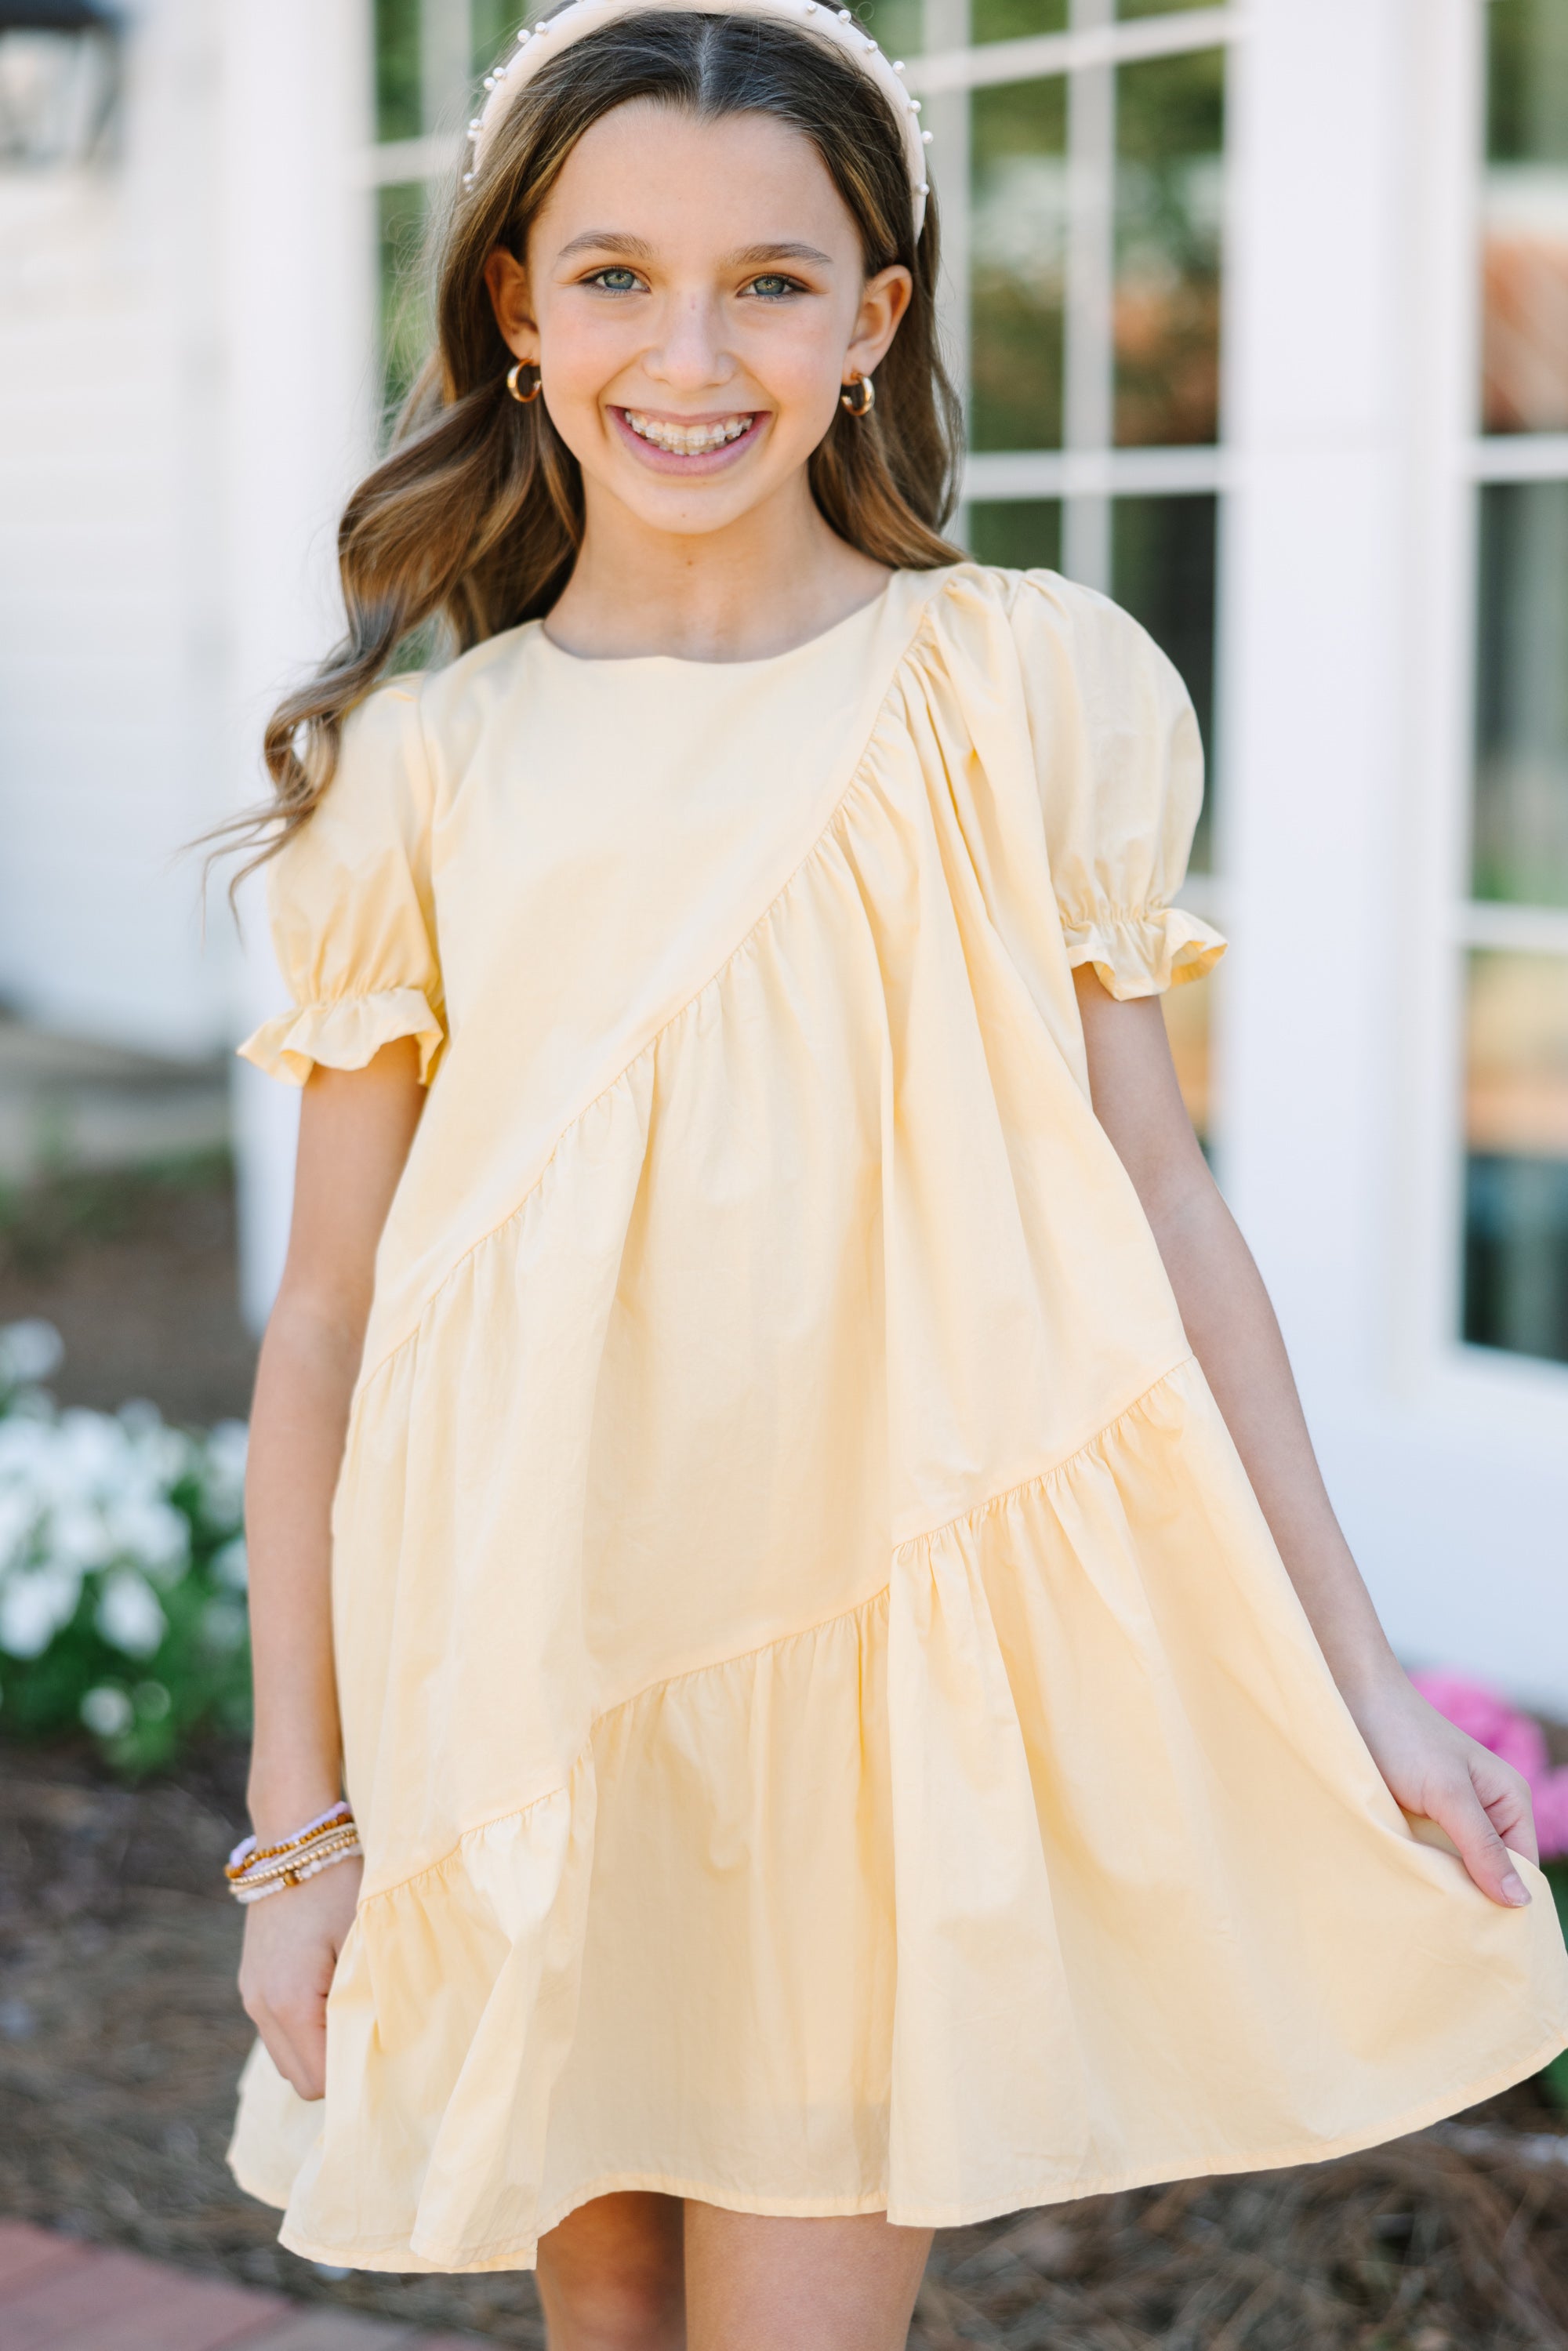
[211,1535,248,1591]
[118,1402,194,1489]
[0,1486,38,1573]
[201,1421,249,1524]
[0,1563,82,1659]
[0,1319,64,1389]
[104,1494,191,1584]
[80,1684,133,1738]
[95,1569,167,1660]
[53,1409,132,1499]
[45,1501,113,1573]
[0,1413,56,1482]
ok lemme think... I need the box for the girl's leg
[535,2190,686,2351]
[683,2206,934,2351]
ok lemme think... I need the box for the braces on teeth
[625,412,754,453]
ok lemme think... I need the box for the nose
[641,288,735,396]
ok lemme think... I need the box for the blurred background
[2,5,1568,2343]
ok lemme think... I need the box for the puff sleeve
[236,683,446,1087]
[1011,570,1226,1000]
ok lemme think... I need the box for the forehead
[533,100,858,248]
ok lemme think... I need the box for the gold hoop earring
[840,372,875,419]
[506,360,543,405]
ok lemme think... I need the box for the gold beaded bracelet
[226,1801,362,1905]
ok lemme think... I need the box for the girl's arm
[1075,967,1538,1909]
[237,1036,426,2099]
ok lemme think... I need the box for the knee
[541,2253,684,2351]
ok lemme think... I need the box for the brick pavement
[0,2222,483,2350]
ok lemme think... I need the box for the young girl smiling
[219,5,1568,2344]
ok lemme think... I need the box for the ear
[843,263,913,384]
[483,247,539,362]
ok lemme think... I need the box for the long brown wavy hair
[204,7,964,902]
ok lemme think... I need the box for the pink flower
[1412,1670,1567,1862]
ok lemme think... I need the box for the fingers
[1468,1747,1540,1868]
[238,1950,330,2100]
[1425,1765,1534,1908]
[243,1990,328,2100]
[235,1862,360,2101]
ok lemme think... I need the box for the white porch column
[1219,0,1413,1394]
[220,0,376,1330]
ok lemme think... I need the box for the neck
[543,470,891,662]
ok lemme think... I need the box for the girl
[216,5,1568,2345]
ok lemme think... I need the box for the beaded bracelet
[227,1800,362,1904]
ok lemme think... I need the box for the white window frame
[1399,0,1568,1431]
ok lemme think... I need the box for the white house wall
[0,0,231,1058]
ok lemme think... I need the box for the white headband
[466,0,932,238]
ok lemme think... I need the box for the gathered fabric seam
[350,579,960,1400]
[356,1359,1193,1911]
[1061,905,1218,931]
[894,1355,1196,1554]
[260,986,442,1034]
[357,1583,894,1910]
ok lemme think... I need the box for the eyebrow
[554,231,834,267]
[728,241,834,268]
[557,230,657,259]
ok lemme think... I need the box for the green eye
[591,267,641,292]
[749,274,799,299]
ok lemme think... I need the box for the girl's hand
[1345,1668,1537,1908]
[238,1858,362,2100]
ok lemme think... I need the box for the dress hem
[247,2028,1568,2275]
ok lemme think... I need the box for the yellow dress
[227,562,1568,2274]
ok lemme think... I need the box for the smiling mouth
[622,410,756,456]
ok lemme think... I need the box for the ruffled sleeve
[237,683,446,1087]
[1009,570,1226,1000]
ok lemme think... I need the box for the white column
[1218,0,1412,1397]
[219,0,376,1331]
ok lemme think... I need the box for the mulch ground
[1,1741,1564,2351]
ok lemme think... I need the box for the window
[1461,0,1568,1366]
[916,0,1234,1138]
[371,1,529,426]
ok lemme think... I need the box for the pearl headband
[466,0,933,238]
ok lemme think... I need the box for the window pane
[1462,951,1568,1363]
[1483,0,1568,434]
[1114,47,1225,447]
[1474,481,1568,909]
[379,181,430,428]
[971,0,1067,42]
[474,1,524,76]
[970,78,1069,452]
[967,499,1063,571]
[862,0,927,57]
[1112,492,1217,870]
[376,0,423,142]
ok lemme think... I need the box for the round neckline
[533,575,898,671]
